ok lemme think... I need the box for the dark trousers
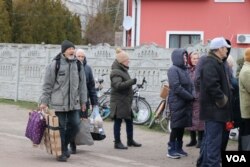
[169,128,184,142]
[56,110,80,153]
[197,121,224,167]
[221,129,230,151]
[114,118,133,142]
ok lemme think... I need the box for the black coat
[109,60,136,119]
[167,49,194,128]
[83,59,98,106]
[200,52,232,122]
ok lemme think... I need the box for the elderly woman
[167,48,195,159]
[110,48,141,149]
[186,52,204,148]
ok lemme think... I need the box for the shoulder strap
[54,54,61,77]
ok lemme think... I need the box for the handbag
[75,119,94,145]
[25,110,46,145]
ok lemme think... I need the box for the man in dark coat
[167,48,195,159]
[110,48,141,149]
[197,37,232,167]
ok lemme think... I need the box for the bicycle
[132,77,152,125]
[94,76,152,125]
[87,74,111,120]
[148,79,171,133]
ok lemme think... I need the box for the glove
[133,78,137,84]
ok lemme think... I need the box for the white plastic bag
[89,106,106,140]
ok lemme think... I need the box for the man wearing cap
[39,40,87,162]
[197,37,232,167]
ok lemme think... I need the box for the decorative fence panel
[0,43,244,109]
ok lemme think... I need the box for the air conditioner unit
[237,34,250,44]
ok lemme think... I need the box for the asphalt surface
[0,104,237,167]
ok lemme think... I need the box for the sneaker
[176,141,188,157]
[176,150,188,157]
[167,141,181,159]
[167,152,181,159]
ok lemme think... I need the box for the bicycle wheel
[160,116,171,133]
[99,100,111,120]
[148,116,156,129]
[132,97,152,125]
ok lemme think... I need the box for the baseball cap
[209,37,231,50]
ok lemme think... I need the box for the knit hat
[244,48,250,62]
[61,40,75,53]
[116,48,129,63]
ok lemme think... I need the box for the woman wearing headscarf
[186,52,204,148]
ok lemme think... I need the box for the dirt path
[0,104,237,167]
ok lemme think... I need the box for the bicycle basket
[160,84,169,99]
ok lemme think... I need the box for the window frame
[166,31,204,48]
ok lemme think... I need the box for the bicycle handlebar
[161,78,168,83]
[133,77,147,94]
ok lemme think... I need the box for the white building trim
[131,0,141,47]
[166,31,204,48]
[123,0,128,47]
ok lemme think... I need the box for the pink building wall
[139,0,250,48]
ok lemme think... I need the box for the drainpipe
[134,0,137,46]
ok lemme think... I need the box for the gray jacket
[39,54,87,111]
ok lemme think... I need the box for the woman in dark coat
[110,48,141,149]
[167,48,195,159]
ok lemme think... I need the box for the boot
[114,141,128,149]
[56,154,67,162]
[176,141,188,157]
[64,150,70,158]
[167,141,181,159]
[69,142,76,154]
[127,139,142,147]
[196,131,203,148]
[186,131,197,147]
[196,140,202,148]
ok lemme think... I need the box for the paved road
[0,104,237,167]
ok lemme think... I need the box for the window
[215,0,244,2]
[166,31,204,48]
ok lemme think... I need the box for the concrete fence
[0,43,244,109]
